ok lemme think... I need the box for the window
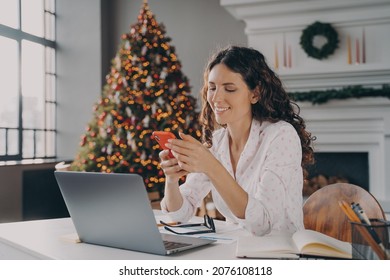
[0,0,56,161]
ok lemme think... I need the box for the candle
[362,28,366,64]
[347,36,352,65]
[288,45,292,68]
[283,34,287,68]
[274,43,279,69]
[356,38,360,64]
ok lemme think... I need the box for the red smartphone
[152,131,176,158]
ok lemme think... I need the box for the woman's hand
[166,132,216,174]
[159,149,188,183]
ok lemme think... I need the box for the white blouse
[161,119,304,236]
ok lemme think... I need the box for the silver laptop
[54,171,215,255]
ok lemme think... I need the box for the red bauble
[80,136,87,146]
[112,83,122,91]
[123,118,131,126]
[99,112,107,120]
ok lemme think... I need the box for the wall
[56,0,103,159]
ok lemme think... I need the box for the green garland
[291,85,390,104]
[300,21,339,60]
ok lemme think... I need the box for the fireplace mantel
[221,0,390,210]
[221,0,390,91]
[299,97,390,210]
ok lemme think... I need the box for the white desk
[0,215,247,260]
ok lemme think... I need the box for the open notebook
[236,229,352,259]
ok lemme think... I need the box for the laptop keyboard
[163,240,191,250]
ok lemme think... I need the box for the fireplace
[305,152,369,196]
[308,152,369,189]
[298,98,390,209]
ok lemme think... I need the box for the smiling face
[207,63,258,127]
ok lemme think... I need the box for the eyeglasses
[159,215,216,235]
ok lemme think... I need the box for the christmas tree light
[71,1,200,196]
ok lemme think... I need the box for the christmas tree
[71,1,200,195]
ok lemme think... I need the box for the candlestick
[283,34,287,68]
[347,36,352,65]
[274,43,279,69]
[288,45,292,68]
[362,28,366,64]
[356,38,360,64]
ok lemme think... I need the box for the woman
[159,46,314,236]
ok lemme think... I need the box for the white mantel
[221,0,390,91]
[221,0,390,211]
[299,98,390,209]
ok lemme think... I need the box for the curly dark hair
[199,45,315,173]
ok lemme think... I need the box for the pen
[351,203,370,225]
[351,202,387,254]
[338,200,387,259]
[338,200,360,223]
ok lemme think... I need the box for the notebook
[54,171,215,255]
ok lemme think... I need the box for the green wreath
[300,21,339,60]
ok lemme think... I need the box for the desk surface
[0,214,247,260]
